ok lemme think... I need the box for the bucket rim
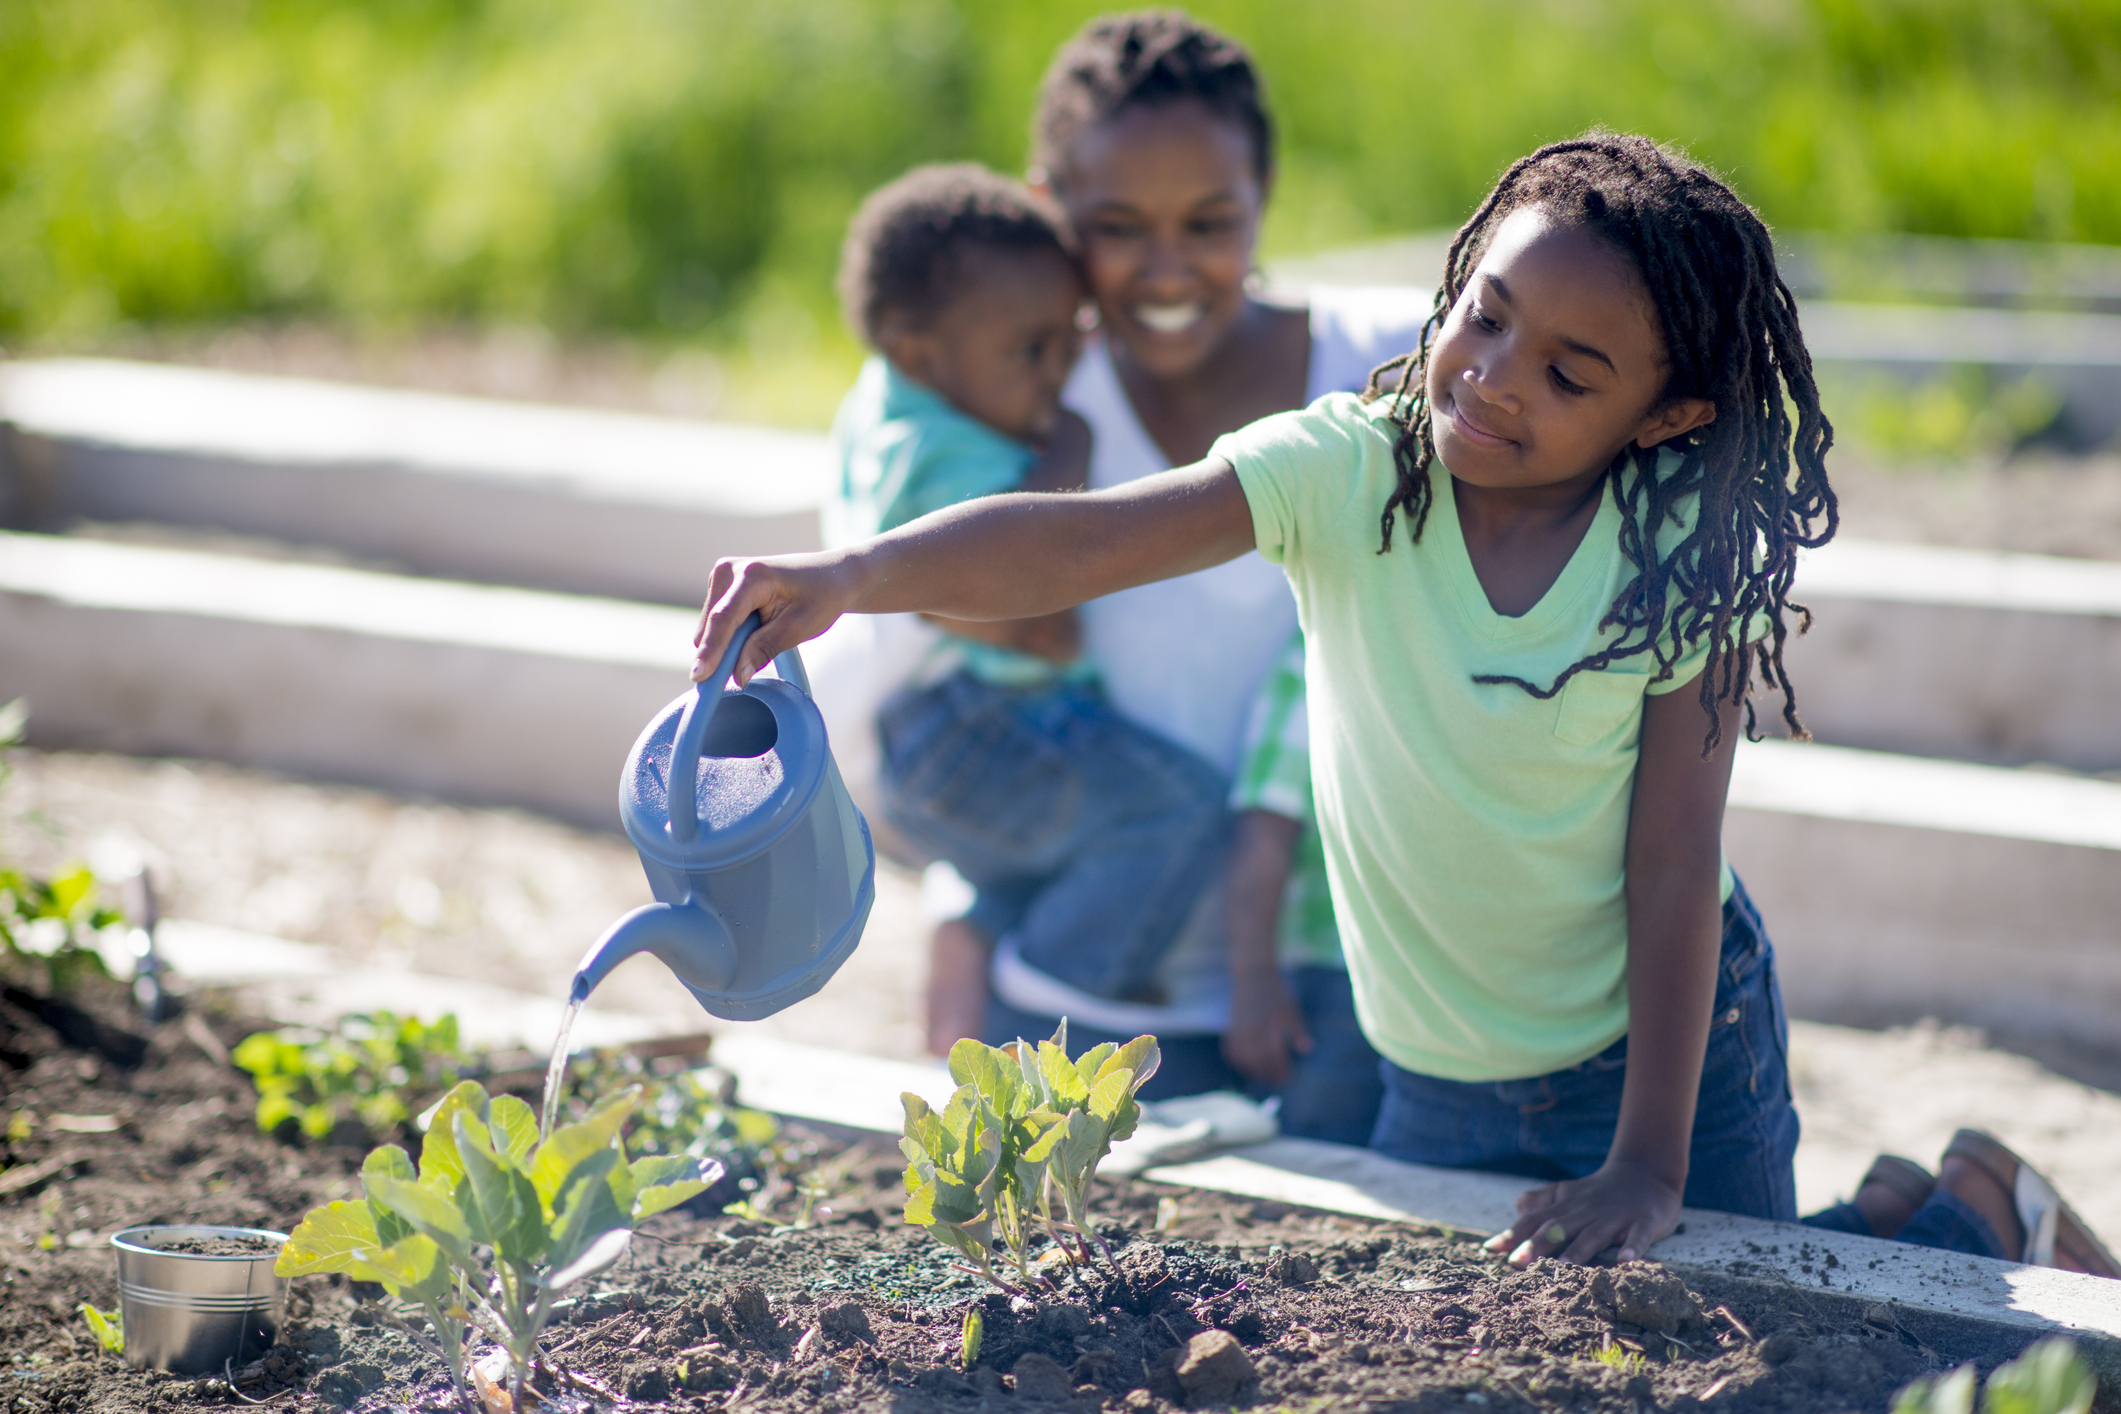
[111,1224,290,1259]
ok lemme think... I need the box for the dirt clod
[1266,1251,1319,1286]
[820,1301,874,1342]
[1593,1264,1705,1334]
[1175,1329,1254,1406]
[1010,1351,1075,1403]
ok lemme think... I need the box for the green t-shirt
[1218,392,1736,1083]
[826,356,1089,687]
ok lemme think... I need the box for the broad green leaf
[362,1145,418,1246]
[547,1150,629,1272]
[947,1038,1001,1094]
[631,1154,720,1220]
[1094,1036,1161,1093]
[363,1171,472,1262]
[529,1087,640,1214]
[1072,1042,1117,1090]
[453,1112,546,1265]
[903,1181,939,1228]
[1087,1069,1131,1123]
[358,1233,449,1305]
[545,1228,631,1292]
[417,1080,490,1192]
[276,1199,382,1278]
[1037,1041,1090,1108]
[1020,1109,1069,1164]
[486,1095,539,1168]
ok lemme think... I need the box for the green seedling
[0,700,123,997]
[278,1079,720,1410]
[960,1307,983,1371]
[77,1303,122,1355]
[235,1011,472,1144]
[1592,1336,1646,1375]
[900,1024,1159,1292]
[1891,1337,2095,1414]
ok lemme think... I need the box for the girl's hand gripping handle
[693,550,864,688]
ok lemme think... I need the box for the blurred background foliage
[1,0,2116,419]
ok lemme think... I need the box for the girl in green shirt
[687,134,1880,1265]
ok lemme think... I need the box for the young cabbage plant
[899,1083,1011,1291]
[900,1026,1159,1291]
[1012,1025,1159,1267]
[277,1080,720,1409]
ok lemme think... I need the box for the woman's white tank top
[1064,286,1433,774]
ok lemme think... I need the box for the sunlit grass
[0,0,2113,351]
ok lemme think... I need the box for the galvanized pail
[112,1225,288,1375]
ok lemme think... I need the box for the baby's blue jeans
[878,672,1228,1001]
[1368,876,1802,1221]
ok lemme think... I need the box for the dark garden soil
[0,971,2100,1414]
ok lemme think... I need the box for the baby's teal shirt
[826,356,1091,687]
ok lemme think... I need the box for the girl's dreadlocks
[1365,132,1838,753]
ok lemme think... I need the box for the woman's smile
[1133,301,1207,335]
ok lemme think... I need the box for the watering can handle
[667,612,813,843]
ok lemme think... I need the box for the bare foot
[923,919,992,1057]
[1936,1154,2024,1262]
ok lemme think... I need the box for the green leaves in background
[0,1,2114,351]
[233,1012,471,1146]
[2,699,127,993]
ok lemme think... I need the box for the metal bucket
[112,1225,288,1375]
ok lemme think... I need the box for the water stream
[539,994,585,1142]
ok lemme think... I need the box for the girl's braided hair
[1031,9,1273,188]
[1366,132,1838,753]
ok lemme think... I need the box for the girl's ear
[1634,396,1717,450]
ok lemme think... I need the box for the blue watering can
[568,614,876,1020]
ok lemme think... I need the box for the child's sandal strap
[1859,1154,1935,1210]
[1946,1128,2121,1278]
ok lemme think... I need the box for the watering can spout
[569,900,737,1006]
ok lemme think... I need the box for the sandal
[1945,1129,2121,1278]
[1860,1154,1936,1211]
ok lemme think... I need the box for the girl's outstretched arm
[693,458,1254,684]
[1487,678,1744,1266]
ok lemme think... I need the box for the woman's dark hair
[1365,131,1838,753]
[1031,9,1274,188]
[837,163,1072,346]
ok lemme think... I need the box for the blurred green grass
[2,0,2117,423]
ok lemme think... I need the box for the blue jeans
[1368,876,1802,1221]
[982,965,1385,1146]
[880,673,1227,1000]
[1802,1193,2008,1259]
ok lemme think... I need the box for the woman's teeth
[1135,303,1204,334]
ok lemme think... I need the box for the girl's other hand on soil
[1482,1156,1683,1267]
[1221,967,1311,1088]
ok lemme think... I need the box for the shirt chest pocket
[1552,668,1650,748]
